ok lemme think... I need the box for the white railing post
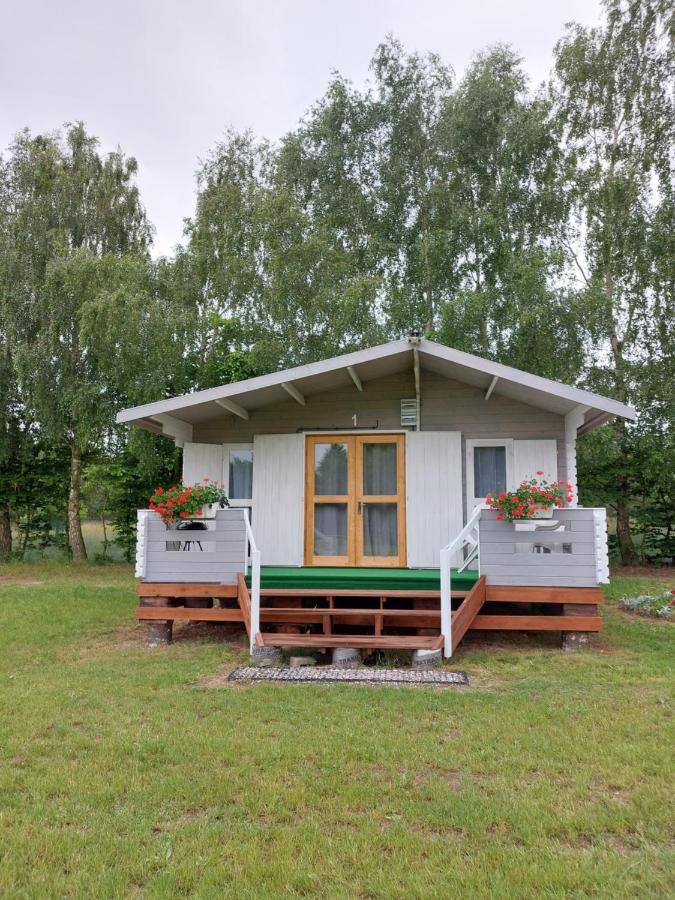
[243,509,261,654]
[250,547,261,652]
[440,547,452,658]
[439,504,484,659]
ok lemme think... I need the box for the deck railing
[439,505,483,658]
[439,505,610,658]
[243,509,261,653]
[479,508,609,587]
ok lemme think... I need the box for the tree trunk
[611,413,638,566]
[0,503,11,563]
[68,443,88,562]
[615,494,638,566]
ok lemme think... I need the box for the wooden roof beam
[281,381,306,406]
[347,365,363,392]
[215,397,250,420]
[485,375,498,400]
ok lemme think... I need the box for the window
[474,446,507,498]
[225,446,253,503]
[466,438,514,509]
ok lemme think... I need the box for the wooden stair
[252,579,486,654]
[256,633,444,650]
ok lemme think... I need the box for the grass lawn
[0,563,672,898]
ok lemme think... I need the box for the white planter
[530,505,554,519]
[200,503,221,519]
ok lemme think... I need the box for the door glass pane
[228,449,253,499]
[314,503,348,556]
[363,503,397,556]
[363,442,397,495]
[314,443,348,495]
[474,446,507,498]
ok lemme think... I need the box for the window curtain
[363,443,397,495]
[229,451,253,499]
[474,446,506,497]
[363,503,397,556]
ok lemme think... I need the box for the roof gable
[116,337,636,432]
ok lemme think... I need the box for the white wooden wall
[405,432,463,568]
[512,439,559,487]
[182,441,224,485]
[251,433,305,566]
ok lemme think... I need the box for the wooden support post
[323,597,333,636]
[375,597,385,637]
[562,603,596,650]
[140,596,172,647]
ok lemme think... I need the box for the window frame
[223,443,254,508]
[465,438,514,512]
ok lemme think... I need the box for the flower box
[149,479,229,525]
[486,472,574,522]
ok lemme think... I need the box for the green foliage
[83,432,181,561]
[0,3,672,561]
[0,436,70,558]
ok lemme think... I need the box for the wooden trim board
[485,586,603,604]
[137,583,238,598]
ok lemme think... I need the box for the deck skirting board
[471,614,602,632]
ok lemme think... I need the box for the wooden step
[259,588,468,599]
[259,608,442,618]
[258,633,444,650]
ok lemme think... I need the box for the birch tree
[2,124,152,560]
[553,0,674,562]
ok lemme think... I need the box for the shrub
[619,592,673,619]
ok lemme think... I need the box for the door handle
[357,501,362,514]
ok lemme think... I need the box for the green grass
[0,563,673,898]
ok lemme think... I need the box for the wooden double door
[305,434,406,567]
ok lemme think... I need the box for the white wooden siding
[479,508,603,587]
[182,441,224,486]
[406,432,463,567]
[512,439,559,487]
[140,509,247,583]
[251,433,305,565]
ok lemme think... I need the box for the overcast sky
[2,0,603,257]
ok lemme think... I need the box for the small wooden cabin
[118,337,635,657]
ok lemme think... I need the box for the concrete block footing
[332,647,361,668]
[411,648,442,669]
[562,631,591,651]
[289,656,318,668]
[250,644,282,664]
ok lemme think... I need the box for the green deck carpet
[247,566,478,592]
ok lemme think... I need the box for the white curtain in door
[362,503,398,557]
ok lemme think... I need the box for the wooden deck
[136,577,603,652]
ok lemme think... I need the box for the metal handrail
[243,509,261,652]
[439,505,484,658]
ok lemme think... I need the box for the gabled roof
[116,337,636,434]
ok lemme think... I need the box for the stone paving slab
[228,666,469,686]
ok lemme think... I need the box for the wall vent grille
[401,398,418,427]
